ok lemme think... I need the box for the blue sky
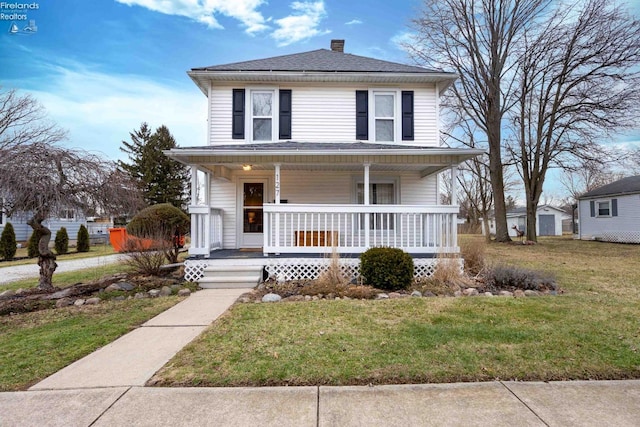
[1,0,639,199]
[0,0,422,160]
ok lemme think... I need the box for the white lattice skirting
[597,232,640,244]
[184,258,462,283]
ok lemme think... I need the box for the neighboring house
[0,201,89,242]
[578,175,640,243]
[484,205,569,237]
[166,40,482,286]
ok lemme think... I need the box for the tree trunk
[526,205,537,242]
[482,217,492,242]
[27,215,57,291]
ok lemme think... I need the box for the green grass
[152,236,640,387]
[0,297,181,391]
[1,263,133,292]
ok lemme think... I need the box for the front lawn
[151,236,640,387]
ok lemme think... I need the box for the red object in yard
[108,228,154,253]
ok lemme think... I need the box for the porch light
[242,164,252,171]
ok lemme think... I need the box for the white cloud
[271,1,330,46]
[115,0,269,34]
[345,19,362,25]
[16,64,207,160]
[391,31,416,51]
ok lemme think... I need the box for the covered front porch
[166,142,483,258]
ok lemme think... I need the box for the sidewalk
[2,380,639,426]
[0,254,125,285]
[30,288,250,389]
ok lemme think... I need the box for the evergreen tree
[77,224,90,252]
[118,123,189,209]
[54,227,69,255]
[28,229,42,258]
[0,222,17,260]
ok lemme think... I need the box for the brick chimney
[330,39,345,53]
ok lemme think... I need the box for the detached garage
[578,175,640,243]
[485,205,569,237]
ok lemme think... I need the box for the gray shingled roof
[192,49,442,74]
[179,141,458,151]
[579,175,640,198]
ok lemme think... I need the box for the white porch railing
[263,204,459,254]
[189,206,223,256]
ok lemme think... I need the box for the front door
[240,181,266,247]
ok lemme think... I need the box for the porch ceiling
[165,142,484,176]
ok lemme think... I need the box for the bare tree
[560,160,625,201]
[0,89,143,290]
[411,0,550,242]
[508,0,640,241]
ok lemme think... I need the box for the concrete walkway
[2,380,639,426]
[30,288,250,390]
[0,254,125,285]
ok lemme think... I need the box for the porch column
[190,165,198,206]
[364,163,370,248]
[450,164,458,251]
[274,163,281,253]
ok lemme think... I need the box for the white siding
[210,176,237,248]
[208,84,440,146]
[579,195,640,243]
[209,85,233,145]
[413,87,438,146]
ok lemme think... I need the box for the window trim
[246,87,280,142]
[369,90,400,143]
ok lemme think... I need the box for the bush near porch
[151,236,640,387]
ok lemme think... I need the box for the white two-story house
[167,40,482,287]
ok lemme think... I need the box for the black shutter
[590,201,595,217]
[401,91,414,141]
[279,90,292,140]
[356,90,368,140]
[612,198,618,217]
[232,89,245,139]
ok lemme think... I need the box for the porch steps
[198,265,264,289]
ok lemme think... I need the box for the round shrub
[54,227,69,255]
[360,247,414,291]
[0,222,17,260]
[27,229,43,258]
[77,224,90,253]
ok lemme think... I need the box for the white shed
[578,175,640,243]
[485,205,569,237]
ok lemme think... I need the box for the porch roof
[165,142,484,176]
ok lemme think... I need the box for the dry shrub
[460,239,486,275]
[413,254,470,296]
[486,264,557,292]
[341,285,378,299]
[316,250,351,288]
[123,237,166,276]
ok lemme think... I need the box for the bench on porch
[295,230,339,247]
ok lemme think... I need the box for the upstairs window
[251,91,274,141]
[374,92,395,142]
[597,201,610,217]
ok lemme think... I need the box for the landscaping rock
[171,284,182,292]
[85,297,100,305]
[423,291,436,297]
[0,289,15,298]
[524,290,540,297]
[159,286,172,297]
[498,291,513,297]
[56,298,72,308]
[304,295,312,301]
[411,290,422,298]
[484,292,494,297]
[74,299,85,306]
[376,293,389,300]
[14,288,25,295]
[388,292,402,299]
[238,296,252,303]
[513,290,526,298]
[118,282,135,291]
[312,296,319,301]
[134,292,148,299]
[549,290,558,296]
[284,295,305,302]
[454,290,463,297]
[105,284,121,292]
[177,288,191,297]
[262,293,282,303]
[463,288,479,296]
[148,289,161,298]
